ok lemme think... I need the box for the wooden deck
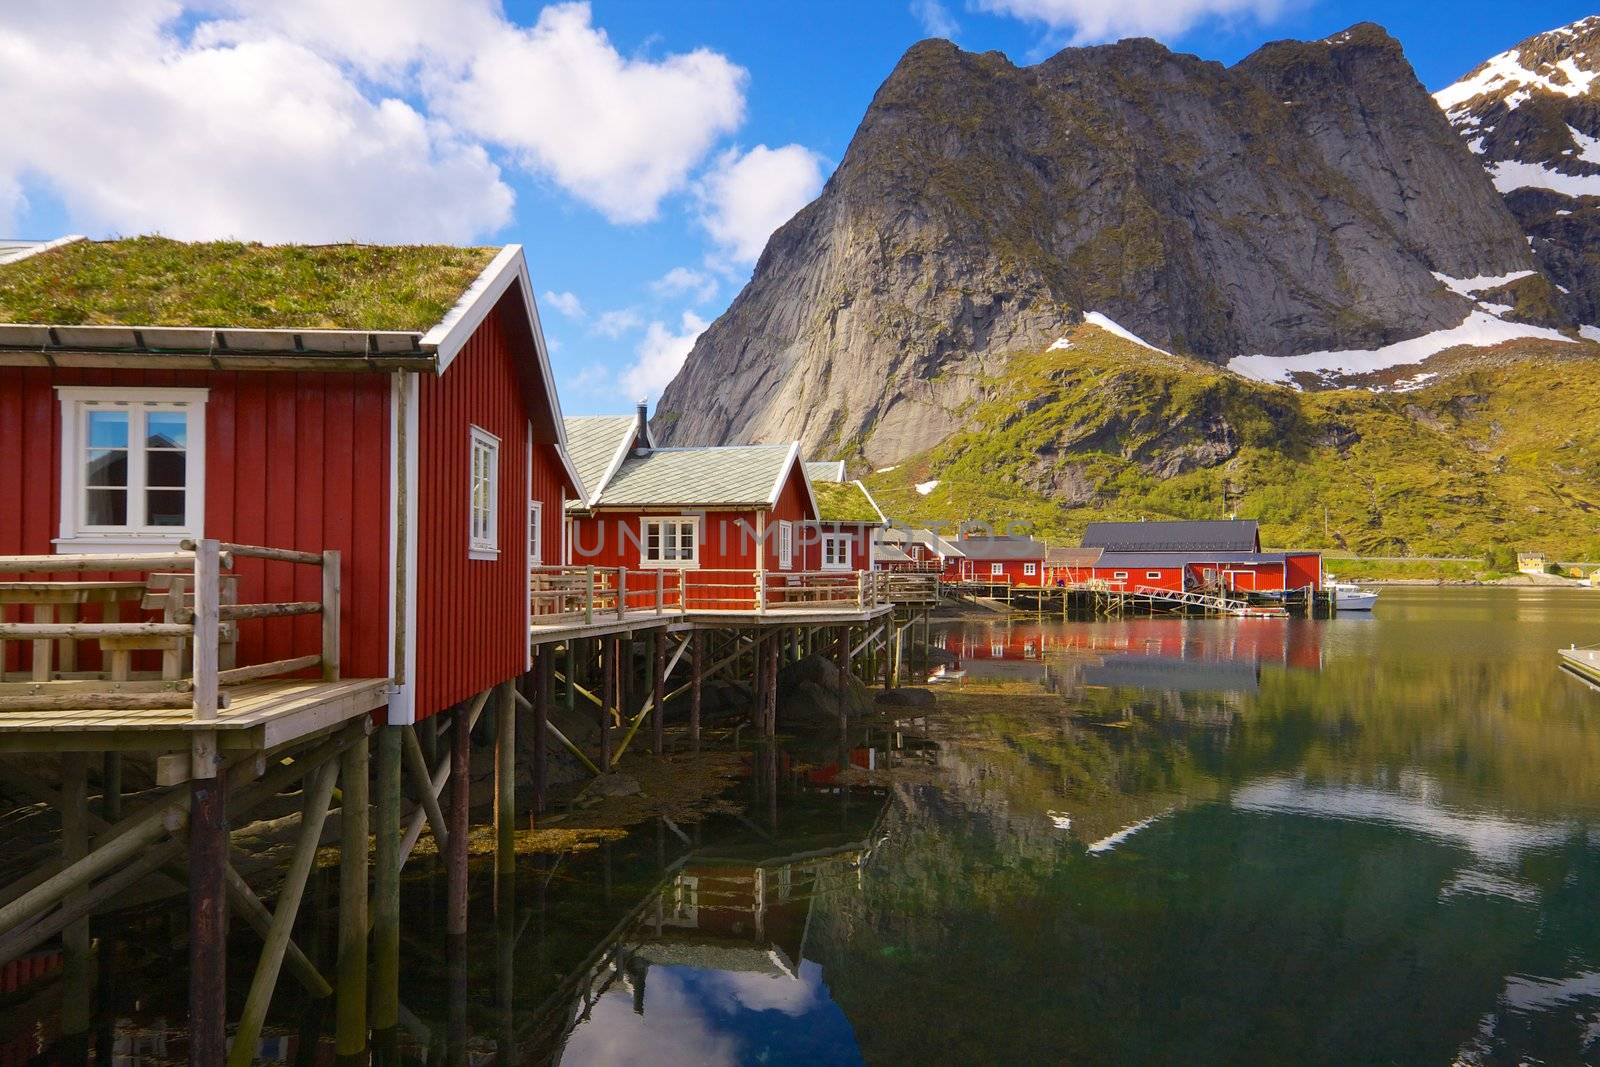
[1560,647,1600,687]
[0,677,388,752]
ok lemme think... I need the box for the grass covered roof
[813,480,884,523]
[0,236,500,331]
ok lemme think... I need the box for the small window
[1023,563,1037,576]
[529,500,543,565]
[56,387,207,550]
[1113,571,1128,580]
[990,562,1004,576]
[822,533,852,570]
[469,426,500,559]
[778,520,793,570]
[1146,570,1162,580]
[642,517,698,566]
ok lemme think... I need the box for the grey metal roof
[954,536,1046,560]
[804,460,846,482]
[1082,520,1261,553]
[1093,551,1288,567]
[596,444,796,508]
[1048,546,1103,565]
[882,527,966,558]
[563,416,637,501]
[873,541,915,563]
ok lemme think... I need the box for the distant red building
[1073,520,1321,594]
[944,535,1048,586]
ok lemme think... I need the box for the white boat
[1330,581,1378,611]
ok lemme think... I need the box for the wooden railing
[531,565,891,623]
[0,540,340,717]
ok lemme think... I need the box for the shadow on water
[11,588,1600,1064]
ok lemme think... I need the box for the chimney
[633,399,650,455]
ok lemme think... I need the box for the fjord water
[557,587,1600,1065]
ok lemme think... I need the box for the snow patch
[1226,310,1575,385]
[1581,325,1600,342]
[1488,159,1600,197]
[875,465,898,473]
[914,479,939,495]
[1046,811,1072,831]
[1435,42,1600,112]
[1082,311,1172,356]
[1046,336,1073,351]
[1477,302,1513,316]
[1431,269,1535,297]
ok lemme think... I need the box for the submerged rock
[776,654,876,731]
[575,773,642,807]
[876,687,936,708]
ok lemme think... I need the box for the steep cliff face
[1435,16,1600,326]
[657,24,1541,464]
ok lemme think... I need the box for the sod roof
[813,480,884,524]
[0,236,499,332]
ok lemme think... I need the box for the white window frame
[822,532,853,571]
[1146,570,1162,580]
[529,500,543,565]
[1023,562,1037,577]
[55,387,208,553]
[468,425,500,561]
[778,520,794,570]
[1113,571,1129,580]
[990,562,1004,576]
[640,516,699,568]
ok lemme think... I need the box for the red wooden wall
[413,297,548,720]
[0,366,390,678]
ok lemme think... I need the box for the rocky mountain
[1435,16,1600,326]
[657,23,1559,466]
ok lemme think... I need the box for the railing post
[856,571,865,609]
[756,572,766,615]
[192,539,220,722]
[321,550,341,681]
[585,566,595,624]
[618,567,628,620]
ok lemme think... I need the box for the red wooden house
[1078,520,1321,594]
[945,535,1048,586]
[0,236,580,725]
[801,461,886,573]
[562,406,826,611]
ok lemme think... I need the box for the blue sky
[3,1,1590,413]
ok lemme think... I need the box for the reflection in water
[9,588,1600,1064]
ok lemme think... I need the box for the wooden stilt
[101,752,122,821]
[336,733,369,1060]
[689,631,702,752]
[882,627,893,690]
[60,753,90,1042]
[533,648,550,817]
[651,629,666,757]
[494,680,516,881]
[599,637,615,768]
[564,641,577,715]
[372,725,402,1043]
[188,770,228,1067]
[228,761,339,1067]
[766,629,780,737]
[447,704,471,939]
[836,627,849,735]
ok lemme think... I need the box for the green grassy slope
[860,324,1600,558]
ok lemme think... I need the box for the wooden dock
[1560,646,1600,687]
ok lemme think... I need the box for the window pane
[86,449,127,487]
[679,522,695,552]
[87,411,128,448]
[147,489,185,527]
[147,449,186,488]
[146,411,187,448]
[86,488,127,526]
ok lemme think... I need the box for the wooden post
[102,752,122,821]
[321,550,341,681]
[372,725,401,1042]
[652,629,666,757]
[766,629,780,738]
[188,769,228,1067]
[689,631,702,752]
[564,641,577,714]
[495,680,516,880]
[882,626,893,690]
[599,636,615,768]
[60,754,90,1043]
[192,539,220,721]
[448,704,471,939]
[836,627,849,735]
[336,733,369,1060]
[534,648,550,816]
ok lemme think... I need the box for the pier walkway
[1560,646,1600,687]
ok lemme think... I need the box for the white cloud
[593,308,644,338]
[0,10,512,242]
[973,0,1288,43]
[0,0,752,241]
[650,266,719,304]
[543,290,586,319]
[621,311,709,400]
[434,2,747,224]
[912,0,961,38]
[696,144,827,267]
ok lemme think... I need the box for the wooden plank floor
[0,678,389,751]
